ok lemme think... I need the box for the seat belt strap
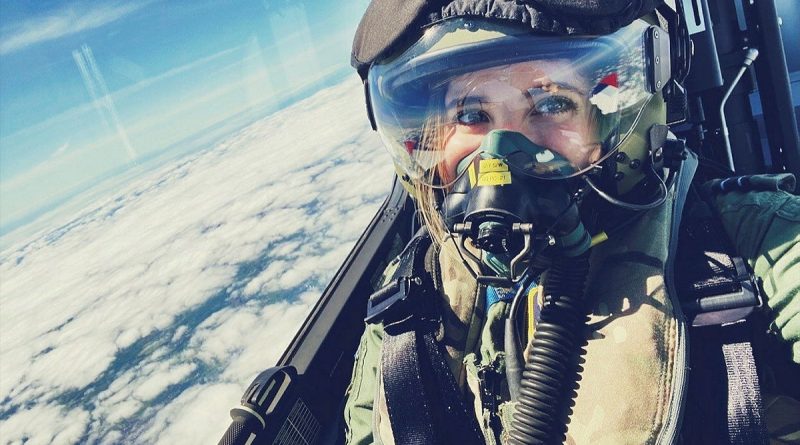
[723,333,769,444]
[382,329,437,444]
[369,232,484,445]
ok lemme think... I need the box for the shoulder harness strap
[365,231,484,445]
[678,178,769,445]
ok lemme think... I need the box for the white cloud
[52,142,71,158]
[0,404,90,445]
[0,76,392,443]
[141,383,243,444]
[0,2,153,55]
[132,362,196,401]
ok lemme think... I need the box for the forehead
[444,60,587,99]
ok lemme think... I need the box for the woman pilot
[343,1,800,444]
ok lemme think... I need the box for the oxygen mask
[442,130,591,284]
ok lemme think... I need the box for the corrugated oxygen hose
[508,252,591,445]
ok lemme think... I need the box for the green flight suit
[343,175,800,444]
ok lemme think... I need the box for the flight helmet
[352,0,691,199]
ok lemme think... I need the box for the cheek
[442,132,484,179]
[535,120,596,157]
[548,123,588,146]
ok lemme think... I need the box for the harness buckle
[683,256,763,327]
[365,276,424,325]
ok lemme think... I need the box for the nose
[491,102,531,134]
[496,121,520,132]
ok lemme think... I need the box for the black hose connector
[508,253,591,445]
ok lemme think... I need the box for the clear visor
[369,18,660,187]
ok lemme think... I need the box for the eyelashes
[450,93,580,128]
[454,109,489,125]
[531,95,578,116]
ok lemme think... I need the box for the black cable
[505,275,534,401]
[583,173,668,211]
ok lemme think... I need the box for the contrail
[72,44,137,162]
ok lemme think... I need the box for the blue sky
[0,0,369,237]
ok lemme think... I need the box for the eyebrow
[444,95,486,111]
[527,82,586,97]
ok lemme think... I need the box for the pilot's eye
[533,95,577,116]
[455,109,490,125]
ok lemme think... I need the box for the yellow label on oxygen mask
[479,159,508,172]
[477,159,511,186]
[478,171,511,186]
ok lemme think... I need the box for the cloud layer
[1,2,152,55]
[0,77,391,443]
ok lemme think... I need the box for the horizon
[0,0,368,245]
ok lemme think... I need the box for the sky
[0,0,370,241]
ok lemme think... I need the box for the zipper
[656,150,698,444]
[658,313,689,444]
